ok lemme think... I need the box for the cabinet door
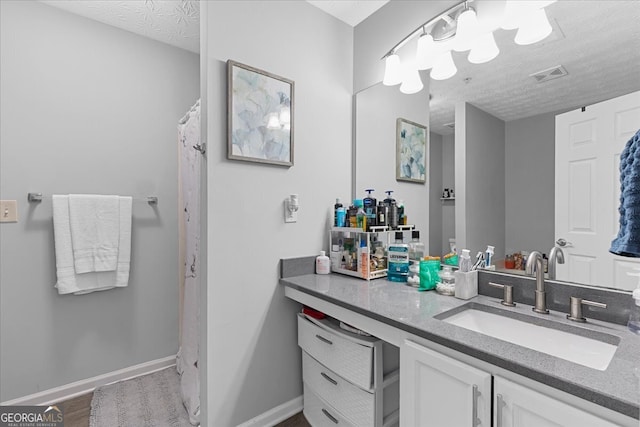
[400,340,491,427]
[494,376,620,427]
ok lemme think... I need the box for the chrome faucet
[526,251,549,314]
[548,246,565,280]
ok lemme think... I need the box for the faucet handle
[566,296,607,323]
[488,282,516,307]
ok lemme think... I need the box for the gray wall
[355,83,430,236]
[456,103,506,259]
[204,1,353,425]
[429,132,443,254]
[0,1,199,401]
[505,111,559,255]
[442,134,456,254]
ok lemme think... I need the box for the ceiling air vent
[530,65,568,83]
[444,122,455,129]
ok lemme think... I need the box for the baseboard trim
[237,395,303,427]
[1,355,176,406]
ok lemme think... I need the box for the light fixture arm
[381,0,472,59]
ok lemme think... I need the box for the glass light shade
[453,8,479,52]
[430,51,457,81]
[416,33,437,70]
[468,32,500,64]
[515,8,552,45]
[501,0,525,30]
[400,65,423,94]
[382,54,402,86]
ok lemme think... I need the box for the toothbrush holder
[454,270,478,300]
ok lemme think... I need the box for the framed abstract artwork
[227,60,294,167]
[396,118,427,183]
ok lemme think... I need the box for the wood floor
[56,392,311,427]
[56,392,92,427]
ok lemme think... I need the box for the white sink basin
[441,306,618,371]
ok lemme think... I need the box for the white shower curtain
[176,99,201,426]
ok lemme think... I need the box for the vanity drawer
[303,351,374,426]
[297,313,374,390]
[303,383,356,427]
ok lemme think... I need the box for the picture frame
[396,118,427,183]
[227,60,294,167]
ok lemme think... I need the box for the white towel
[68,194,120,273]
[53,195,132,295]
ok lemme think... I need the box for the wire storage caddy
[329,226,391,280]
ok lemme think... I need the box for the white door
[400,340,491,427]
[494,376,619,427]
[555,91,640,289]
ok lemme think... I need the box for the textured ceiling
[35,0,640,136]
[426,0,640,135]
[306,0,389,26]
[39,0,199,53]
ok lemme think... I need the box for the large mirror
[354,0,640,291]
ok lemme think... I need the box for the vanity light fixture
[430,51,458,81]
[515,7,552,45]
[468,31,499,64]
[381,0,556,93]
[400,63,424,94]
[416,33,437,70]
[382,53,403,86]
[452,5,479,52]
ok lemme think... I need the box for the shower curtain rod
[27,193,158,205]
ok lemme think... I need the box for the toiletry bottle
[358,240,370,279]
[459,249,471,272]
[485,245,494,268]
[408,230,425,261]
[363,189,377,230]
[376,201,388,227]
[627,269,640,335]
[336,207,346,227]
[384,191,398,229]
[356,200,367,230]
[316,251,331,274]
[347,201,358,228]
[333,198,343,227]
[387,232,409,283]
[398,200,406,225]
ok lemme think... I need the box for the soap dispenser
[628,268,640,335]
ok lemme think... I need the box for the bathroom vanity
[281,262,640,427]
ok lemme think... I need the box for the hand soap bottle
[628,269,640,335]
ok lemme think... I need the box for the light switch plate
[0,200,18,222]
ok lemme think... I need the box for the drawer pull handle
[321,372,338,385]
[315,334,333,345]
[322,408,339,424]
[496,393,505,427]
[472,384,480,427]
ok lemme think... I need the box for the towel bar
[27,193,158,205]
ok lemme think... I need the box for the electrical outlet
[0,200,18,223]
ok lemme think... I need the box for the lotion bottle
[316,251,331,275]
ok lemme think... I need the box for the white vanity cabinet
[494,376,620,427]
[400,340,492,426]
[297,313,400,426]
[401,339,626,427]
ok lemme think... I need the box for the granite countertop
[281,273,640,420]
